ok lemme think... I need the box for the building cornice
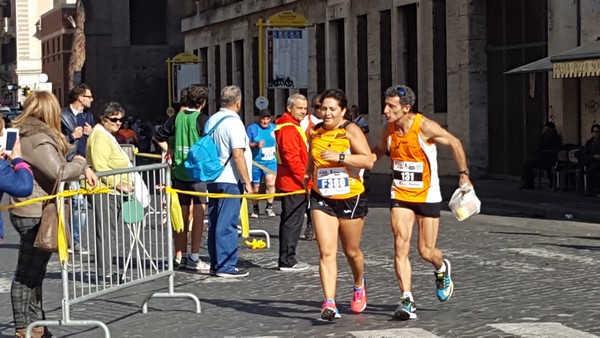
[182,0,297,33]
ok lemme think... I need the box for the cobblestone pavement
[1,176,600,337]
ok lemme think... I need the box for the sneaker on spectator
[279,262,309,272]
[68,243,89,255]
[174,256,188,269]
[184,257,210,273]
[216,268,249,278]
[265,207,276,217]
[250,207,259,218]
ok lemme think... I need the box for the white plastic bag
[448,184,481,221]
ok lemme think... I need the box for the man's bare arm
[371,125,390,163]
[232,148,253,193]
[420,118,472,186]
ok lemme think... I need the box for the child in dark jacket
[0,119,33,242]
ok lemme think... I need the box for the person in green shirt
[154,85,210,272]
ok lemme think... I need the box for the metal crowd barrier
[25,163,200,338]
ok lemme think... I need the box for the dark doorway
[487,0,548,176]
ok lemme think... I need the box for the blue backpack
[184,115,233,182]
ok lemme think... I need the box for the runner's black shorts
[310,190,368,219]
[391,199,441,218]
[172,178,208,205]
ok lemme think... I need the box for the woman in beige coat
[9,91,97,338]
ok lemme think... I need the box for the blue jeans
[70,182,87,244]
[71,194,87,244]
[207,182,242,273]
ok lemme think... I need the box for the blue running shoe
[435,258,454,302]
[393,296,417,320]
[321,299,341,321]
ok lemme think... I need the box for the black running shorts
[310,190,368,219]
[172,178,208,206]
[391,199,441,218]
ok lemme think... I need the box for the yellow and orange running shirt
[388,114,442,203]
[310,123,364,199]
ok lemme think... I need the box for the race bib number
[393,160,424,188]
[261,146,276,161]
[317,167,350,196]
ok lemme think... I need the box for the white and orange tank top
[311,122,364,199]
[387,114,441,203]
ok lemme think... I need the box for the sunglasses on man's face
[313,104,321,109]
[105,117,123,123]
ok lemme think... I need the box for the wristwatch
[338,153,346,164]
[458,169,469,176]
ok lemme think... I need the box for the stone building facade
[182,0,488,175]
[182,0,600,177]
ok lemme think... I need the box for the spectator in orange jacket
[274,93,310,272]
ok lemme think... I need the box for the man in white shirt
[301,94,322,241]
[205,85,253,278]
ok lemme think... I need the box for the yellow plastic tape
[240,198,249,238]
[167,187,184,233]
[0,187,110,212]
[57,197,69,264]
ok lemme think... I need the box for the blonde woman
[9,91,97,338]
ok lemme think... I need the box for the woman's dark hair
[320,88,348,111]
[99,101,125,119]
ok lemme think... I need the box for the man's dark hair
[591,124,600,133]
[69,83,91,103]
[320,88,348,110]
[99,101,125,118]
[544,121,556,129]
[384,85,416,108]
[184,84,209,109]
[179,87,189,108]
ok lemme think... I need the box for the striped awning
[551,40,600,78]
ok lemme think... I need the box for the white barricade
[25,163,200,338]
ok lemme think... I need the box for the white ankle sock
[435,262,446,273]
[402,291,413,302]
[189,253,199,261]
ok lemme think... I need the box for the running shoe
[173,256,187,269]
[251,206,260,219]
[279,262,309,272]
[393,296,417,320]
[351,278,367,313]
[185,257,210,273]
[321,300,341,321]
[216,268,249,278]
[265,207,276,217]
[435,258,454,302]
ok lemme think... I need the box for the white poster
[172,63,201,103]
[266,28,309,89]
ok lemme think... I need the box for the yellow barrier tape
[166,187,306,199]
[164,187,306,237]
[136,152,163,159]
[57,197,69,264]
[168,189,185,233]
[251,161,276,176]
[0,187,111,212]
[240,198,249,238]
